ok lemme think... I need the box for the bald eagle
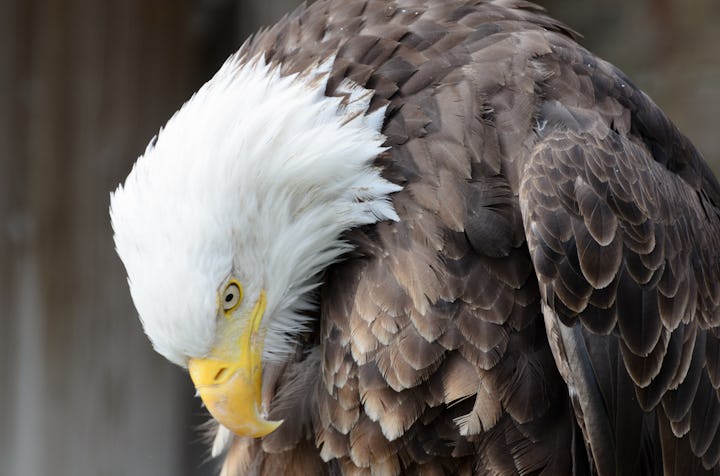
[110,0,720,474]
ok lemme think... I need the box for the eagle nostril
[213,367,229,383]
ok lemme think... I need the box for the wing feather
[520,66,720,472]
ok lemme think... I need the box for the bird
[109,0,720,474]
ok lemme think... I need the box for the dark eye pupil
[225,293,234,303]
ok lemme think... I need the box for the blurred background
[0,0,717,475]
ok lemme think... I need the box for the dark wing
[519,43,720,474]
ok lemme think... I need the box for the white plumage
[110,54,401,366]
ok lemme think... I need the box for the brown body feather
[214,1,720,474]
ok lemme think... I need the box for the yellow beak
[188,290,282,438]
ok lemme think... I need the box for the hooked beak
[188,290,282,438]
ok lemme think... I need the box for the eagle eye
[222,281,243,314]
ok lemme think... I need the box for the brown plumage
[207,0,720,474]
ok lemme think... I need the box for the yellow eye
[222,280,243,314]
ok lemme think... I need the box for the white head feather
[110,53,400,367]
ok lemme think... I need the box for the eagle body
[110,1,720,475]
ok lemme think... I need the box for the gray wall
[1,1,716,475]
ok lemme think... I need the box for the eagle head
[109,54,400,438]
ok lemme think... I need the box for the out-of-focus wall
[0,1,716,475]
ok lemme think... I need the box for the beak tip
[253,418,284,438]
